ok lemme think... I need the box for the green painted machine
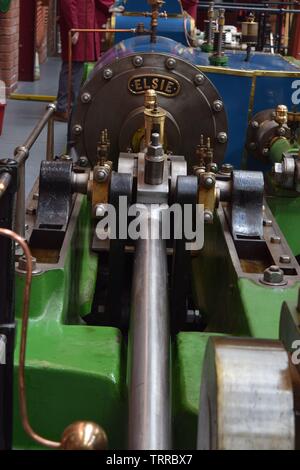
[2,7,300,452]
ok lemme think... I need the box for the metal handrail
[14,102,56,237]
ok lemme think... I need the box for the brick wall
[0,0,20,93]
[36,0,49,64]
[47,0,58,57]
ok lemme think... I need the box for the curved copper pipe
[0,229,60,449]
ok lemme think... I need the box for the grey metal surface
[197,337,295,450]
[231,170,264,238]
[128,207,171,450]
[144,133,165,185]
[137,152,169,204]
[273,155,297,190]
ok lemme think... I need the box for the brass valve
[144,91,166,147]
[247,12,256,23]
[208,1,214,20]
[218,8,225,27]
[146,0,167,43]
[144,89,157,110]
[97,128,110,166]
[193,135,216,175]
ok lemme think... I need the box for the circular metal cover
[197,337,295,450]
[72,52,228,170]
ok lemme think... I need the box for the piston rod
[128,208,171,450]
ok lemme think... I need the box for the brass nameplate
[128,74,180,97]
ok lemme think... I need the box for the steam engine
[2,0,300,452]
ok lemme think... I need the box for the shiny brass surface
[275,104,288,125]
[144,93,166,147]
[61,421,108,450]
[128,74,180,97]
[91,161,112,213]
[198,172,218,223]
[144,89,157,109]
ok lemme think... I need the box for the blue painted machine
[110,0,196,46]
[98,27,300,169]
[193,51,300,169]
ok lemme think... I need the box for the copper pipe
[67,27,136,117]
[0,229,60,449]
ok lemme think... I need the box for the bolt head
[103,68,113,80]
[18,255,37,272]
[203,176,215,189]
[263,219,273,227]
[204,210,214,223]
[277,126,286,136]
[249,142,257,151]
[217,132,228,144]
[73,124,83,135]
[133,56,143,67]
[194,73,205,86]
[251,120,259,129]
[81,92,91,103]
[95,169,108,183]
[208,162,218,173]
[213,100,223,112]
[270,235,281,244]
[78,156,89,167]
[279,254,291,264]
[263,265,284,285]
[221,163,233,174]
[166,57,176,69]
[262,147,269,156]
[95,204,107,218]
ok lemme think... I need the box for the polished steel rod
[128,209,171,450]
